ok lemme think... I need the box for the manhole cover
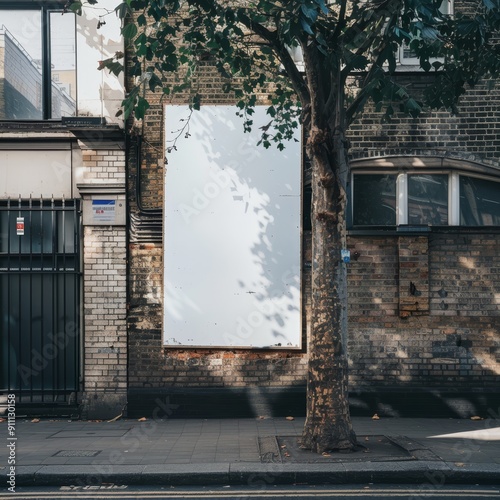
[50,429,129,438]
[54,450,102,457]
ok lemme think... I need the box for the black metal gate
[0,198,81,408]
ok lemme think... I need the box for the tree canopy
[76,0,500,141]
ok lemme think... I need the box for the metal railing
[0,198,81,405]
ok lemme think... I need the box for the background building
[0,0,126,419]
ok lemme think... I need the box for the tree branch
[340,0,402,48]
[235,9,310,107]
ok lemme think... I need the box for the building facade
[0,0,127,419]
[125,3,500,420]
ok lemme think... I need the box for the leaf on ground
[31,418,40,423]
[454,462,466,467]
[364,437,370,441]
[285,416,295,421]
[372,414,380,420]
[470,416,483,420]
[137,417,147,421]
[321,452,331,457]
[107,413,123,423]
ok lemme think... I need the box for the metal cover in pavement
[49,429,130,438]
[54,450,102,457]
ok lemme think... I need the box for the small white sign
[92,200,116,222]
[16,217,24,236]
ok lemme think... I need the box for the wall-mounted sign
[92,200,116,223]
[163,105,302,349]
[16,217,24,236]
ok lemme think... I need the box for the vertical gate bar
[6,198,12,393]
[28,196,33,403]
[17,197,23,400]
[62,198,67,396]
[50,198,56,402]
[40,198,46,402]
[75,200,80,394]
[74,200,80,395]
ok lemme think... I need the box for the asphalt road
[1,484,499,500]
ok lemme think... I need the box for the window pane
[50,12,76,118]
[353,174,397,226]
[460,176,500,226]
[0,11,43,119]
[408,174,448,225]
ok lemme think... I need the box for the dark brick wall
[348,81,500,166]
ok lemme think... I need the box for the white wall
[0,149,73,198]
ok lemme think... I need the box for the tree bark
[301,124,357,453]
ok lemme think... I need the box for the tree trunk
[301,127,357,453]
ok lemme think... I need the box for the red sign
[16,217,24,236]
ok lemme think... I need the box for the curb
[15,462,500,487]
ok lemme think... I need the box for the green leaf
[191,94,201,111]
[316,0,329,15]
[135,96,150,119]
[68,1,82,15]
[149,73,163,92]
[122,23,138,40]
[115,2,129,19]
[482,0,498,11]
[301,5,318,23]
[404,98,423,117]
[300,17,314,35]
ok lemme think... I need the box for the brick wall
[81,149,126,183]
[126,5,500,417]
[347,233,500,390]
[79,144,128,419]
[127,60,308,404]
[82,226,127,399]
[348,80,500,167]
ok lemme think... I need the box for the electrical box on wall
[82,195,126,226]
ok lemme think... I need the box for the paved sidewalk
[1,417,499,487]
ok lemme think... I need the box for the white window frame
[398,171,452,225]
[351,169,500,228]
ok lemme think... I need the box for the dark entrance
[0,198,81,412]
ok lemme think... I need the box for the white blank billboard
[163,105,301,348]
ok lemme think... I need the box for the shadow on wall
[346,232,500,419]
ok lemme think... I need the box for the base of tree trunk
[301,417,358,454]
